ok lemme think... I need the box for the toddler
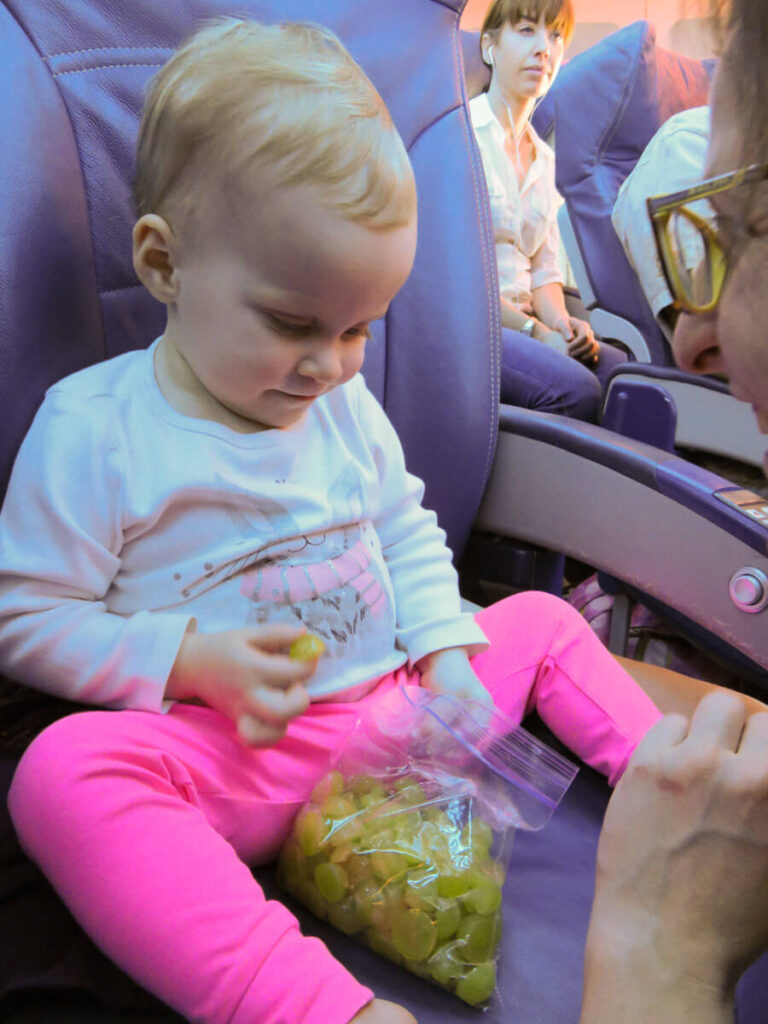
[0,19,661,1024]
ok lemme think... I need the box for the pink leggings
[8,593,660,1024]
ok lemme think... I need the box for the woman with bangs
[470,0,628,422]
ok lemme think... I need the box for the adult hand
[555,315,600,364]
[165,624,317,746]
[533,322,570,355]
[581,691,768,1024]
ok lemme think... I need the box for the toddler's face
[162,183,417,432]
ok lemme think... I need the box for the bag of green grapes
[278,684,578,1008]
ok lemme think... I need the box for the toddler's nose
[298,341,343,383]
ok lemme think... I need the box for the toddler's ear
[132,214,178,304]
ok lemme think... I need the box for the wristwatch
[520,317,536,337]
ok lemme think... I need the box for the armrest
[603,366,768,467]
[476,407,768,672]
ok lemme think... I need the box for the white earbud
[487,45,494,67]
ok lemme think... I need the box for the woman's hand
[165,624,318,746]
[532,321,570,354]
[554,315,600,364]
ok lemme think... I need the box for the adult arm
[580,691,768,1024]
[533,281,599,362]
[617,655,768,718]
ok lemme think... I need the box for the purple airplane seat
[547,21,766,467]
[0,3,767,1022]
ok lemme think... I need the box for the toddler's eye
[343,325,371,341]
[263,313,312,338]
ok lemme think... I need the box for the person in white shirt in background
[470,0,628,422]
[612,105,712,336]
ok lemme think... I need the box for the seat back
[0,0,500,561]
[545,21,714,365]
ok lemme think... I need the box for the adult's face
[672,63,768,471]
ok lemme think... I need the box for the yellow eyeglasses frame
[646,163,768,314]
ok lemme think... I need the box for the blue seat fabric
[0,3,766,1022]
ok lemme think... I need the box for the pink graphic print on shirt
[239,534,387,616]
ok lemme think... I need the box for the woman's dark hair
[480,0,575,56]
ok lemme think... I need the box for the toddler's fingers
[245,624,308,652]
[258,652,318,689]
[246,682,310,724]
[237,713,288,748]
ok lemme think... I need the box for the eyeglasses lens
[667,205,716,309]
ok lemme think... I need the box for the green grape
[368,882,403,933]
[297,878,328,920]
[424,807,454,829]
[328,816,363,846]
[310,769,344,804]
[327,895,365,935]
[434,898,462,940]
[394,783,427,807]
[456,913,497,963]
[463,879,502,915]
[365,927,403,965]
[348,774,376,796]
[417,820,451,865]
[436,871,471,898]
[404,869,439,911]
[289,633,326,661]
[314,862,349,903]
[456,961,496,1005]
[346,853,374,885]
[390,842,425,869]
[352,878,382,926]
[461,817,494,857]
[389,809,422,836]
[427,944,465,987]
[391,907,437,962]
[358,784,387,809]
[392,775,419,793]
[403,958,433,980]
[321,794,357,819]
[370,850,412,882]
[294,809,328,857]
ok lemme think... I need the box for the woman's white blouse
[470,92,564,304]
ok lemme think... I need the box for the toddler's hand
[417,647,494,707]
[166,624,319,747]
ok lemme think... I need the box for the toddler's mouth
[282,391,323,402]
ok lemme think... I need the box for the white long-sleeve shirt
[470,92,564,305]
[612,106,711,319]
[0,342,487,711]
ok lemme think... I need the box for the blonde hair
[133,18,416,238]
[480,0,575,52]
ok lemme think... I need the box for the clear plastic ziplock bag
[278,685,578,1007]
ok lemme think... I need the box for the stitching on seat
[452,23,499,490]
[51,61,165,78]
[44,45,171,60]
